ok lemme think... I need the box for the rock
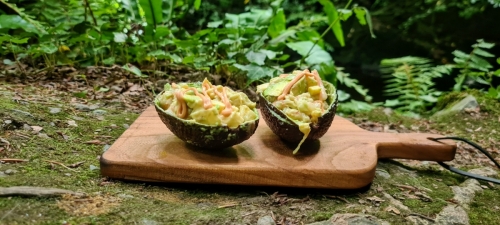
[139,219,159,225]
[308,213,390,225]
[451,179,483,208]
[406,215,433,225]
[11,109,34,118]
[71,116,84,121]
[392,165,417,177]
[92,109,107,116]
[123,124,130,129]
[257,216,276,225]
[118,194,134,199]
[103,144,111,152]
[307,221,332,225]
[382,193,409,211]
[5,169,18,175]
[89,165,99,171]
[468,167,498,177]
[73,103,99,112]
[37,133,50,139]
[22,124,32,131]
[375,169,391,179]
[435,205,469,225]
[49,107,61,114]
[433,95,478,118]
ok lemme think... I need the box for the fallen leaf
[57,131,69,140]
[366,196,385,203]
[31,126,43,134]
[85,140,104,145]
[385,205,400,215]
[68,161,84,168]
[67,120,78,127]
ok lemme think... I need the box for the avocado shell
[154,91,260,149]
[258,81,338,143]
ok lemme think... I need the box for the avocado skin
[154,99,259,150]
[258,83,338,143]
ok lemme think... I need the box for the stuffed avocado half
[154,78,259,149]
[257,69,338,154]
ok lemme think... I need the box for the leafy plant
[452,39,500,97]
[379,56,453,113]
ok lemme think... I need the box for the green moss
[469,189,500,225]
[1,84,499,224]
[311,212,333,221]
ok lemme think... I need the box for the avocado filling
[257,69,330,154]
[157,78,258,129]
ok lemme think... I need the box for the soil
[0,65,499,225]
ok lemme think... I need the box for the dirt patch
[56,193,121,216]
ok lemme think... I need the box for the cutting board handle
[376,133,457,161]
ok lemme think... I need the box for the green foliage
[380,56,453,113]
[452,39,500,98]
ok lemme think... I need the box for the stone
[309,213,390,225]
[22,124,32,131]
[73,103,99,112]
[433,95,478,118]
[118,194,134,199]
[257,216,276,225]
[37,133,50,139]
[11,109,34,118]
[102,144,111,152]
[468,167,498,177]
[123,124,130,129]
[92,109,107,116]
[49,107,61,114]
[5,169,18,175]
[139,219,158,225]
[435,205,469,225]
[89,165,99,171]
[71,116,84,121]
[375,169,391,179]
[405,215,433,225]
[451,179,483,208]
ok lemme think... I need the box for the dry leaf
[31,126,43,134]
[67,120,78,127]
[366,196,385,203]
[385,205,400,215]
[85,140,104,145]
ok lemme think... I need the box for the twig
[408,213,435,222]
[394,184,418,191]
[83,0,98,27]
[0,204,18,220]
[0,186,84,197]
[44,160,78,172]
[217,202,239,209]
[242,211,257,217]
[324,195,350,203]
[0,158,28,163]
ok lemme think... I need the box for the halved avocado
[154,80,260,150]
[257,70,338,153]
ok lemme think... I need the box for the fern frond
[379,56,450,113]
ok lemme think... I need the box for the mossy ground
[1,83,499,224]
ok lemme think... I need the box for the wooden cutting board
[100,106,457,189]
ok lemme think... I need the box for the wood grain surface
[100,106,457,189]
